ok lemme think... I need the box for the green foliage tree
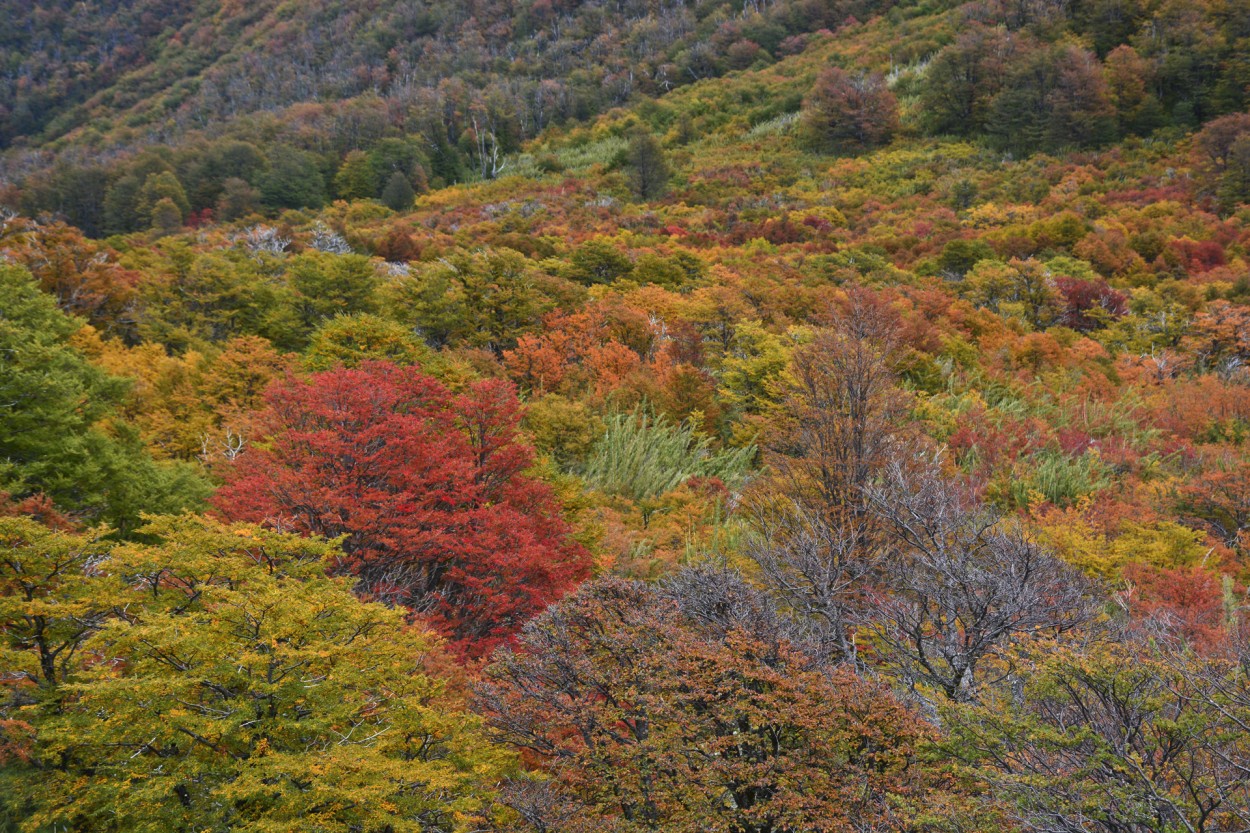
[183,140,267,209]
[304,312,435,371]
[625,130,670,200]
[286,251,378,334]
[367,138,428,192]
[566,239,633,286]
[149,196,182,235]
[716,321,794,421]
[380,170,417,211]
[259,148,326,210]
[631,252,696,290]
[0,265,208,531]
[139,249,290,350]
[379,248,570,352]
[215,176,261,221]
[101,153,178,235]
[934,239,997,278]
[333,149,380,200]
[136,171,190,225]
[522,394,603,470]
[960,258,1064,328]
[1,515,510,832]
[0,520,112,692]
[942,640,1250,832]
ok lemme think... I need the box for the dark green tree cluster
[379,247,580,353]
[18,138,433,238]
[1194,113,1250,213]
[137,248,380,353]
[0,265,208,532]
[920,28,1116,155]
[917,3,1250,155]
[4,0,916,235]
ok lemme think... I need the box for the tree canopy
[0,265,208,532]
[1,514,511,832]
[213,362,592,657]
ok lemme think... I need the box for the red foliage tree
[0,217,139,336]
[1053,275,1128,331]
[213,361,591,657]
[478,573,954,832]
[1122,563,1231,654]
[801,67,899,153]
[1175,455,1250,550]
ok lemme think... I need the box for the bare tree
[235,224,290,258]
[766,291,908,511]
[492,778,614,833]
[471,114,509,180]
[308,221,352,254]
[661,563,836,669]
[745,290,911,664]
[747,497,883,665]
[867,458,1095,703]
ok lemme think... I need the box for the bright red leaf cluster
[213,361,591,657]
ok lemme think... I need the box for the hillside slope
[1,0,885,152]
[4,2,1250,831]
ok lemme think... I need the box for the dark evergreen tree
[568,239,634,285]
[183,140,266,210]
[381,171,416,211]
[0,265,208,531]
[919,26,1015,138]
[101,152,180,234]
[1194,113,1250,214]
[987,44,1117,156]
[259,149,326,210]
[103,173,144,235]
[626,130,670,200]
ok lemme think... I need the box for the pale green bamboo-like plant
[583,409,755,502]
[1010,449,1111,508]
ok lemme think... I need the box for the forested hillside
[2,0,882,209]
[5,0,1250,830]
